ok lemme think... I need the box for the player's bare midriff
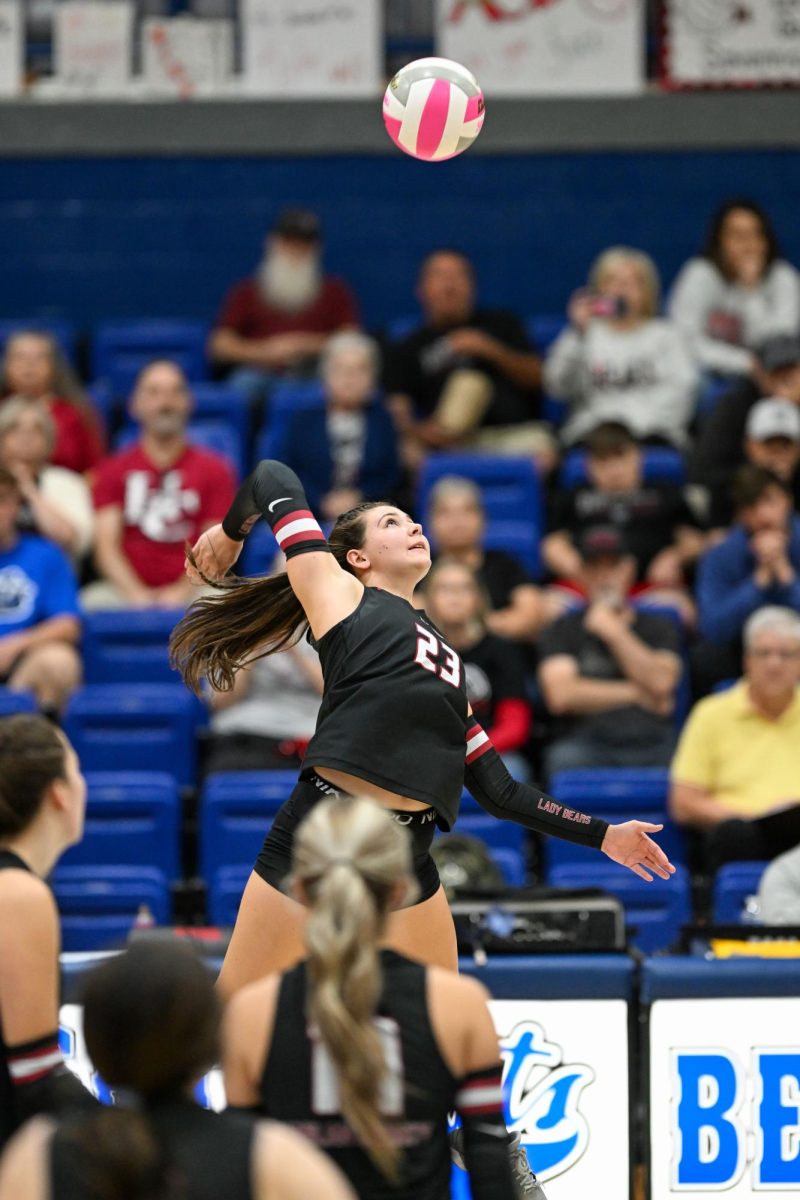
[314,767,430,812]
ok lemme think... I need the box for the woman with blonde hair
[0,331,103,474]
[545,245,697,447]
[224,795,524,1200]
[0,398,94,561]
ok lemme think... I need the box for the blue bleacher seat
[255,381,326,463]
[559,445,687,491]
[63,685,204,787]
[546,768,686,872]
[53,865,171,951]
[82,609,183,685]
[548,862,691,953]
[199,771,296,884]
[208,864,250,926]
[92,320,208,397]
[550,768,669,816]
[59,772,180,878]
[384,314,421,341]
[526,314,567,353]
[113,420,243,477]
[0,688,37,715]
[713,861,769,923]
[0,318,78,365]
[417,453,543,576]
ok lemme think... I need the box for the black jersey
[0,848,33,1149]
[50,1098,257,1200]
[305,587,469,828]
[260,949,457,1200]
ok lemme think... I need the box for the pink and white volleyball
[382,58,485,163]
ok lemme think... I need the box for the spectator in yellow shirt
[670,606,800,870]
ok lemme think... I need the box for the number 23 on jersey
[414,623,461,689]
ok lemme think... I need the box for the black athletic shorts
[254,769,441,904]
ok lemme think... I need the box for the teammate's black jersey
[0,848,33,1149]
[50,1098,257,1200]
[305,587,469,828]
[260,949,457,1200]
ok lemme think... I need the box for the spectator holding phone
[545,247,697,448]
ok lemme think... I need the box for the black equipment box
[450,888,626,956]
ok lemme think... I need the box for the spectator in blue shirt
[279,332,401,521]
[692,465,800,695]
[0,466,81,714]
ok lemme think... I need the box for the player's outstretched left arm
[186,460,362,640]
[463,715,675,882]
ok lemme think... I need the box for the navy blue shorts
[254,769,441,904]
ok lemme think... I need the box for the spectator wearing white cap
[692,333,800,514]
[707,397,800,529]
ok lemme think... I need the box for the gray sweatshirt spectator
[668,200,800,378]
[758,845,800,924]
[545,247,696,447]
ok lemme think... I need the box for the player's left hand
[601,821,676,882]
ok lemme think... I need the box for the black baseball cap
[272,208,322,243]
[757,335,800,373]
[578,525,628,561]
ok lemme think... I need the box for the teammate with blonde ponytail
[223,796,519,1200]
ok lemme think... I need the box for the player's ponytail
[59,941,221,1200]
[292,796,417,1182]
[171,500,387,693]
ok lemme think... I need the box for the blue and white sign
[453,999,630,1198]
[650,998,800,1196]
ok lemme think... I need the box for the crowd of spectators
[3,196,800,897]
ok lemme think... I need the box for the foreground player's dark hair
[170,500,387,694]
[0,714,69,838]
[57,942,220,1200]
[292,796,416,1182]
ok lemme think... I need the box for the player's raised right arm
[189,460,362,639]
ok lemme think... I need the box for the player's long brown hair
[292,796,417,1182]
[170,500,387,694]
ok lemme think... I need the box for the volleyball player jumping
[172,458,673,993]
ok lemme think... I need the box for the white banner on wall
[663,0,800,87]
[60,996,629,1199]
[141,18,234,98]
[241,0,382,97]
[650,997,800,1197]
[0,0,21,97]
[54,1,133,96]
[436,0,644,96]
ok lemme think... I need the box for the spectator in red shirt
[0,332,103,475]
[209,208,360,406]
[82,360,236,610]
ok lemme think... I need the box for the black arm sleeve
[454,1067,516,1200]
[221,459,331,559]
[9,1032,98,1122]
[464,720,608,848]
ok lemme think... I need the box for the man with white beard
[210,209,360,407]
